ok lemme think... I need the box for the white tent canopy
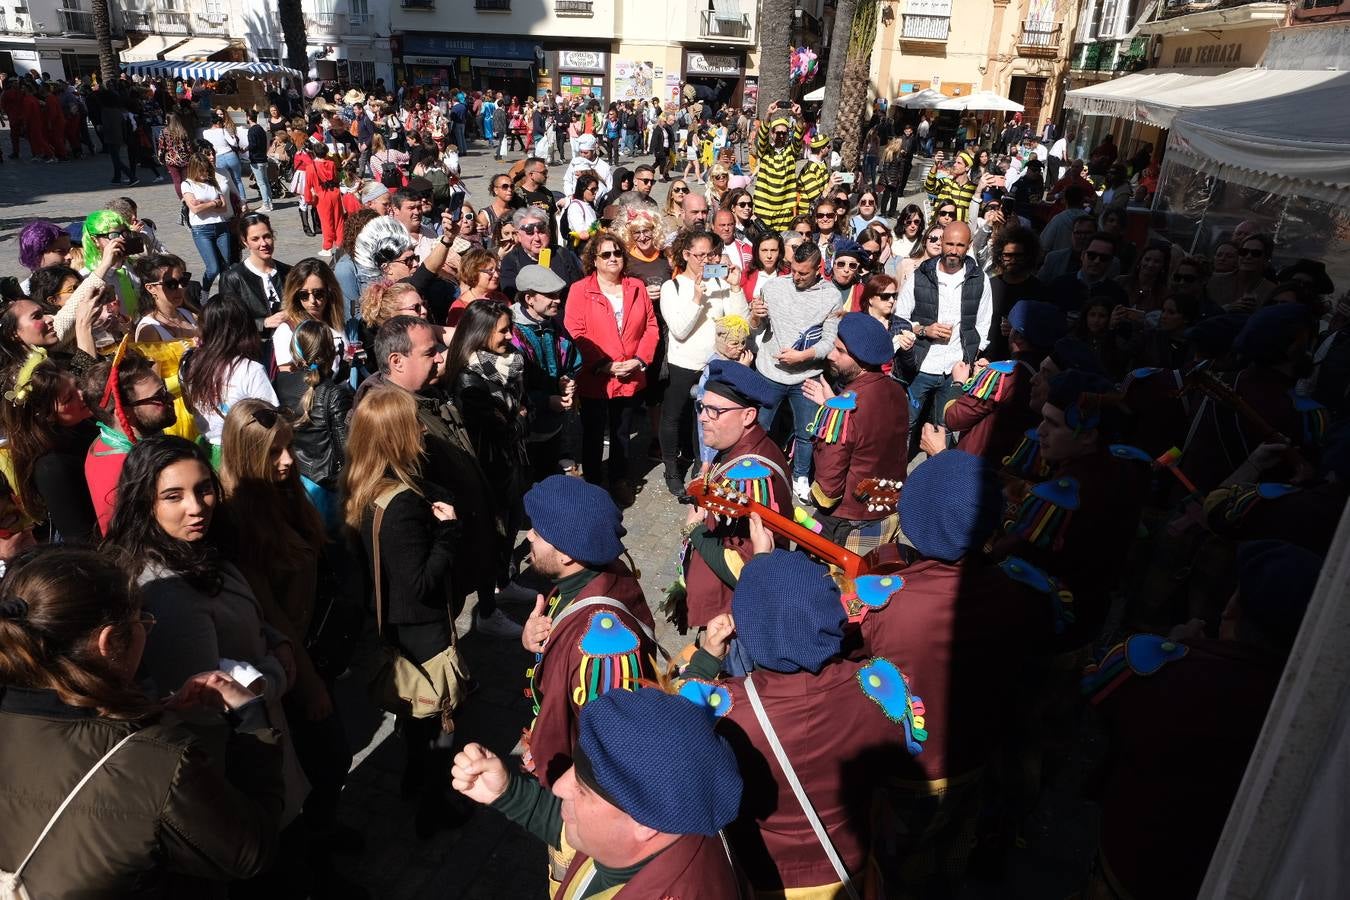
[935,90,1023,112]
[894,88,947,108]
[803,86,825,102]
[1166,71,1350,207]
[121,35,186,63]
[123,60,302,81]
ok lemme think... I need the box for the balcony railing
[349,12,370,25]
[156,10,190,32]
[0,12,34,32]
[196,11,227,27]
[556,0,593,15]
[1018,20,1061,55]
[475,0,510,9]
[900,13,950,41]
[58,9,94,33]
[314,10,336,26]
[701,10,752,39]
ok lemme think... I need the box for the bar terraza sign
[686,52,742,76]
[1172,42,1242,66]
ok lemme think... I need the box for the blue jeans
[757,378,820,481]
[249,162,272,208]
[907,370,954,442]
[215,150,246,204]
[190,221,233,292]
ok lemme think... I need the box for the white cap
[577,134,597,151]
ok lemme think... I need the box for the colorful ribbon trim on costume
[725,457,776,507]
[807,391,856,444]
[1012,477,1080,551]
[1002,429,1050,480]
[963,360,1016,401]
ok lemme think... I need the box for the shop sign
[402,34,537,61]
[1172,41,1243,67]
[558,50,607,73]
[686,51,742,76]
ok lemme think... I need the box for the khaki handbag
[368,484,470,727]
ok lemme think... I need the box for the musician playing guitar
[679,360,791,658]
[801,314,910,552]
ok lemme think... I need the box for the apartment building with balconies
[0,0,123,80]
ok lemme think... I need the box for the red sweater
[84,433,130,536]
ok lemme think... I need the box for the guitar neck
[699,492,868,579]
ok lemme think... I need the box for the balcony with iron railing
[156,7,191,33]
[475,0,510,9]
[700,9,752,40]
[900,13,950,42]
[196,10,228,30]
[556,0,593,15]
[0,12,34,33]
[312,10,337,27]
[1017,20,1062,56]
[58,8,94,33]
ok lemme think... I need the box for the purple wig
[19,220,65,271]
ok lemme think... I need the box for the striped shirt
[753,121,803,232]
[924,167,977,221]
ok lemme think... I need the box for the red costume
[43,93,68,159]
[21,92,52,159]
[809,369,909,521]
[311,156,341,251]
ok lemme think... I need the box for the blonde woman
[273,257,346,372]
[359,281,428,333]
[342,385,461,827]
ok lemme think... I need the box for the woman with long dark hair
[181,150,237,292]
[272,257,345,372]
[0,358,98,543]
[444,300,528,638]
[562,172,600,252]
[131,253,199,341]
[181,297,276,457]
[891,203,925,260]
[0,299,60,365]
[0,545,284,894]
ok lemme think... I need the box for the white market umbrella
[936,90,1024,112]
[894,88,948,109]
[803,86,825,102]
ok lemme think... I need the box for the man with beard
[510,157,559,248]
[82,349,181,534]
[802,313,909,549]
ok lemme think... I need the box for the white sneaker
[476,607,523,639]
[793,476,811,504]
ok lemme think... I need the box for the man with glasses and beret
[677,359,791,651]
[801,313,910,549]
[753,101,805,232]
[500,206,583,297]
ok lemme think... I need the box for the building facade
[0,0,123,81]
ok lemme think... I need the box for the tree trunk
[92,0,117,85]
[278,0,309,77]
[818,0,857,137]
[755,0,793,119]
[836,0,880,170]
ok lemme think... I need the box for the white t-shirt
[272,321,345,371]
[192,357,278,445]
[182,176,233,226]
[202,125,243,157]
[600,280,625,330]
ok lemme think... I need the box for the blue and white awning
[122,60,302,80]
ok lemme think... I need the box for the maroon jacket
[558,832,741,899]
[716,659,917,891]
[810,370,909,521]
[860,558,1044,783]
[1095,638,1283,900]
[1182,365,1308,494]
[944,355,1039,465]
[683,425,791,628]
[525,568,658,788]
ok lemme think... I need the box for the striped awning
[122,60,303,80]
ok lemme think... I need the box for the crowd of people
[0,72,1345,900]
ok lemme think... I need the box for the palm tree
[818,0,857,138]
[92,0,116,84]
[756,0,793,119]
[834,0,880,171]
[279,0,309,76]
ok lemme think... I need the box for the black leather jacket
[274,371,352,489]
[217,260,292,330]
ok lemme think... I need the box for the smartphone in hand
[703,263,729,281]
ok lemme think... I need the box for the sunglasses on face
[835,260,860,270]
[878,291,899,300]
[816,212,836,219]
[672,186,689,194]
[1083,250,1110,262]
[251,407,287,429]
[1238,247,1266,258]
[151,276,192,290]
[635,177,654,184]
[905,217,922,225]
[859,200,876,206]
[772,130,788,138]
[98,230,132,241]
[936,210,956,218]
[713,173,728,180]
[519,223,547,235]
[390,253,419,268]
[596,249,624,261]
[296,288,330,301]
[494,181,512,190]
[926,235,943,243]
[129,387,172,407]
[397,302,428,314]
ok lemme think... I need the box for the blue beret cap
[900,451,1003,562]
[705,358,779,408]
[524,475,625,565]
[1047,337,1105,376]
[833,240,870,266]
[837,312,893,367]
[577,688,742,835]
[1008,300,1068,350]
[1235,304,1312,365]
[732,549,845,673]
[65,222,83,244]
[1236,540,1321,647]
[1047,369,1123,439]
[1186,313,1247,360]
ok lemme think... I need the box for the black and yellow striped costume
[796,159,829,216]
[753,118,803,232]
[923,166,978,221]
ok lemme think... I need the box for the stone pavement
[0,134,1097,899]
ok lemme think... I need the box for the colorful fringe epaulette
[858,657,927,756]
[963,359,1017,401]
[1010,476,1080,550]
[1002,429,1050,480]
[808,391,856,444]
[1290,391,1328,447]
[999,556,1075,634]
[1082,633,1189,703]
[723,457,777,507]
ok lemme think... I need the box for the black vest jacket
[910,256,985,369]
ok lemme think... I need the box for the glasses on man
[129,387,172,407]
[696,400,746,419]
[772,130,789,139]
[635,176,655,184]
[1238,247,1266,258]
[1083,250,1111,262]
[519,223,547,235]
[296,288,331,301]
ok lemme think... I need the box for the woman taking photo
[218,400,352,843]
[0,545,284,895]
[0,358,99,543]
[891,205,925,260]
[658,229,750,496]
[180,150,237,293]
[562,230,659,506]
[444,301,529,633]
[274,320,353,521]
[343,386,466,834]
[492,216,518,261]
[562,173,600,252]
[218,213,292,334]
[131,253,199,342]
[181,297,277,458]
[272,258,345,372]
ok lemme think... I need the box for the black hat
[1276,259,1334,295]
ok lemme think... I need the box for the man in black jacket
[246,120,273,211]
[499,206,583,298]
[649,113,675,181]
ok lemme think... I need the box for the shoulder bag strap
[371,483,411,635]
[743,674,860,900]
[548,595,671,663]
[12,730,140,879]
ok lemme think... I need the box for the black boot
[299,207,315,237]
[308,206,322,237]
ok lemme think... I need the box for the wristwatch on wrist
[439,235,454,246]
[916,323,927,338]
